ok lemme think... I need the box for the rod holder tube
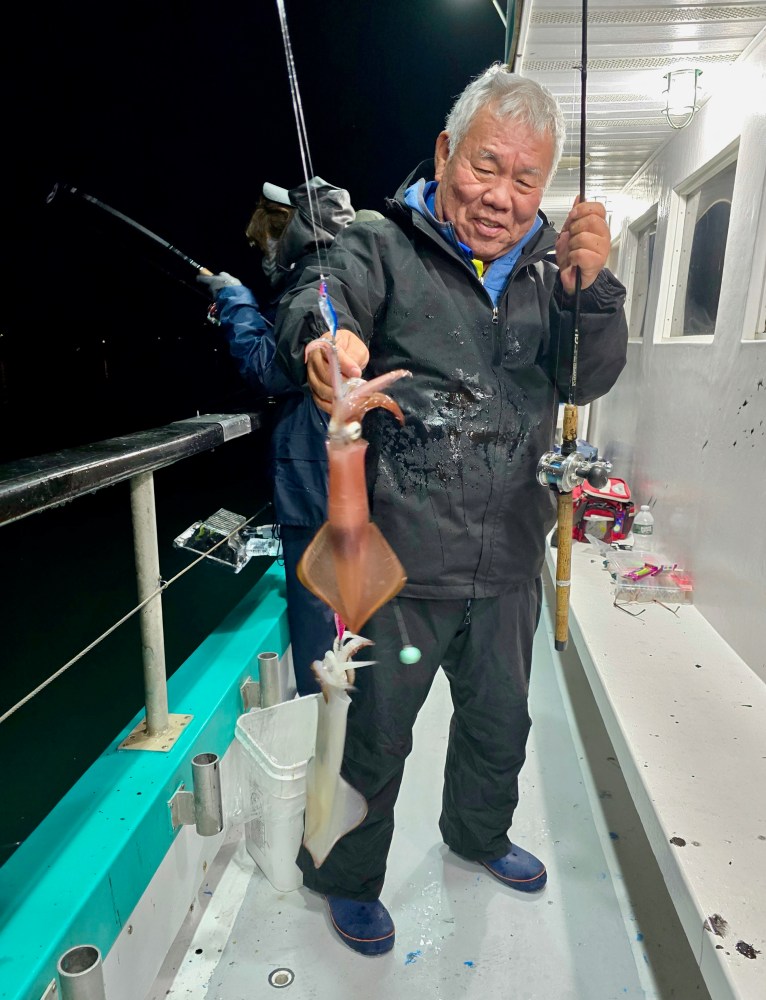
[191,752,223,836]
[57,945,106,1000]
[258,651,288,707]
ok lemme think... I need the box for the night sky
[3,0,506,462]
[0,1,509,863]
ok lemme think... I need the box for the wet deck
[147,588,712,1000]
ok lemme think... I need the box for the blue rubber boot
[325,896,395,956]
[482,844,547,892]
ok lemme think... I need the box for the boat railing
[0,412,260,738]
[0,411,296,1000]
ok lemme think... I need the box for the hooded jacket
[275,160,628,596]
[275,176,355,279]
[216,177,354,526]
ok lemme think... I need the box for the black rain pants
[296,578,543,899]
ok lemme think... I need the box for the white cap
[262,182,292,206]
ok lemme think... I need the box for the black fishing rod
[46,181,213,297]
[535,0,612,651]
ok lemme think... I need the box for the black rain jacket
[275,160,628,598]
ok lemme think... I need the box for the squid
[303,628,375,866]
[298,284,411,865]
[297,283,411,634]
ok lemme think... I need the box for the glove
[196,271,243,296]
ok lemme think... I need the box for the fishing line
[274,0,352,452]
[274,0,331,279]
[274,2,415,663]
[0,504,270,726]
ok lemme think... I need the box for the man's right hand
[307,329,369,413]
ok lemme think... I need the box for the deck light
[662,68,703,129]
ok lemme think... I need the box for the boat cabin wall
[591,29,766,679]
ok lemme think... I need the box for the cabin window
[668,160,737,338]
[627,213,657,340]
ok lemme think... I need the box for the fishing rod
[535,0,611,652]
[46,181,213,297]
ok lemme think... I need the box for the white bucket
[235,694,319,891]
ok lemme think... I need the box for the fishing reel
[536,447,612,493]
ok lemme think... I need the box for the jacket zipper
[408,208,553,327]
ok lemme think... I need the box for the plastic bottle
[245,537,282,558]
[241,524,282,559]
[633,504,654,539]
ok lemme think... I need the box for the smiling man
[275,62,628,958]
[434,104,553,263]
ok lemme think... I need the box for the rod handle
[554,489,573,651]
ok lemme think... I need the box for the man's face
[433,106,554,264]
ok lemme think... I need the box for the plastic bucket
[235,694,319,891]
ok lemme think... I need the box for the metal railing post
[130,471,169,736]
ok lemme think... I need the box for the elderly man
[275,62,628,956]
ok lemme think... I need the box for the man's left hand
[196,270,243,297]
[555,197,611,295]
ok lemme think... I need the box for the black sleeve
[274,226,390,388]
[548,269,629,405]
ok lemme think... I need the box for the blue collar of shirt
[404,178,543,305]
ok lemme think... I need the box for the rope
[0,506,269,726]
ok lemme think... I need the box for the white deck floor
[148,595,712,1000]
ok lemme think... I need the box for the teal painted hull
[0,562,289,1000]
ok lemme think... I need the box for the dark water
[0,431,276,868]
[0,180,291,868]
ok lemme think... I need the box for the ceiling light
[662,68,702,129]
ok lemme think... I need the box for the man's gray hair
[444,62,566,187]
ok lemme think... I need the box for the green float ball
[399,645,422,664]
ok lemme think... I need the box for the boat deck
[147,596,711,1000]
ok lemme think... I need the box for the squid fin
[298,520,406,634]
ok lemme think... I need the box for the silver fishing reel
[536,449,612,493]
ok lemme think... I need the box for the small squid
[303,628,375,866]
[298,289,411,634]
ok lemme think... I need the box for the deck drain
[268,967,295,988]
